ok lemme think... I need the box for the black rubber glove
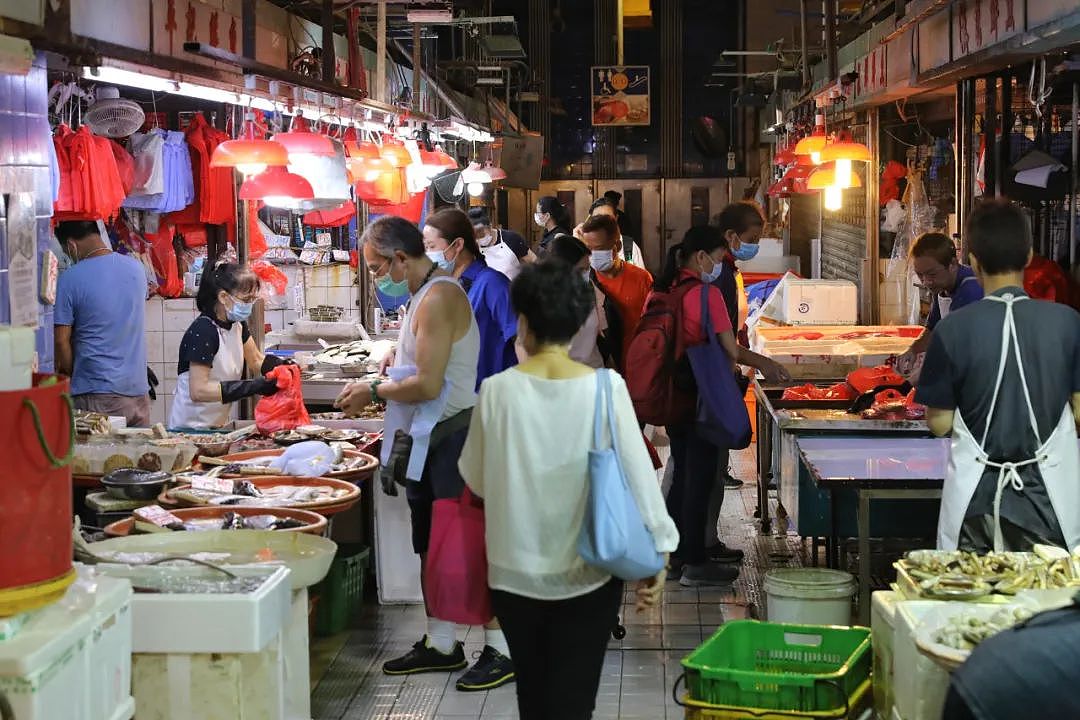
[220,378,277,404]
[260,354,296,375]
[147,366,160,401]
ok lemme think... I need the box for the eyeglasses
[367,257,391,278]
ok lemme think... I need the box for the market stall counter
[752,378,934,538]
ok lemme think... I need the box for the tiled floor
[311,448,807,720]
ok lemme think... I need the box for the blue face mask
[701,261,724,284]
[426,249,455,272]
[226,298,255,322]
[731,243,760,262]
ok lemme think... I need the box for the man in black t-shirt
[915,199,1080,552]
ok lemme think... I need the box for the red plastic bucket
[0,374,76,615]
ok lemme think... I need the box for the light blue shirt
[55,253,149,397]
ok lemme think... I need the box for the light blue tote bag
[577,369,665,581]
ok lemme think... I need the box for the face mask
[731,243,760,261]
[701,261,724,284]
[426,248,455,272]
[376,273,410,298]
[477,230,496,247]
[226,297,255,322]
[534,212,549,227]
[590,249,614,273]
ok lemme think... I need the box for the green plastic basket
[680,621,871,714]
[314,544,370,637]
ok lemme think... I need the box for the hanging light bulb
[467,182,485,197]
[824,185,843,211]
[820,137,871,188]
[210,113,289,177]
[794,113,828,165]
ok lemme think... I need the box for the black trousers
[491,578,623,720]
[666,423,721,565]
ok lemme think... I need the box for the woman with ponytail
[654,226,788,587]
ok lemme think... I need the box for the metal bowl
[101,469,172,501]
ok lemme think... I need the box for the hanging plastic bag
[149,223,183,298]
[424,487,492,625]
[254,365,311,434]
[883,165,936,325]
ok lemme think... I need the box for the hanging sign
[591,66,651,126]
[7,193,38,328]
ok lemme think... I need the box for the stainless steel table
[752,378,929,536]
[797,437,947,624]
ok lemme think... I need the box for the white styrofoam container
[871,591,901,720]
[132,634,285,720]
[894,600,951,720]
[773,279,858,326]
[0,575,133,720]
[96,565,291,654]
[0,325,35,391]
[86,577,135,720]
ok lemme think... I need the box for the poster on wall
[7,193,38,327]
[590,65,650,126]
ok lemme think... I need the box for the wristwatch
[370,378,384,405]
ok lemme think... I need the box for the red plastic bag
[254,365,311,434]
[252,261,288,295]
[846,365,904,395]
[424,487,492,625]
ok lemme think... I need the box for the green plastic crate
[314,545,370,637]
[680,621,871,714]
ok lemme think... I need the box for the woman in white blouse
[458,261,677,720]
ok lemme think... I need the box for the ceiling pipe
[800,0,810,88]
[824,0,837,81]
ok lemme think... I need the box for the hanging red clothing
[109,140,135,196]
[53,126,75,214]
[171,113,235,226]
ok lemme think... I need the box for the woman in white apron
[170,263,282,429]
[915,200,1080,553]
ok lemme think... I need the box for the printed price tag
[134,505,183,527]
[190,476,236,493]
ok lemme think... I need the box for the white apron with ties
[480,230,522,280]
[169,322,245,429]
[938,293,1080,551]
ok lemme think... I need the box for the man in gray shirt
[916,199,1080,552]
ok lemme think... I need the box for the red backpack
[625,275,701,426]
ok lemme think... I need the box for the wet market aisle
[311,448,806,720]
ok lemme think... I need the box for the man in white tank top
[335,217,515,692]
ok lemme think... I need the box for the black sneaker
[680,563,740,587]
[668,558,685,581]
[722,470,744,488]
[707,543,745,564]
[383,637,467,675]
[455,645,515,691]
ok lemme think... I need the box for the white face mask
[590,249,614,273]
[534,212,549,227]
[477,229,496,247]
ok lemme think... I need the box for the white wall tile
[283,308,299,326]
[163,331,185,364]
[164,361,179,381]
[144,299,163,331]
[163,303,198,332]
[145,333,165,364]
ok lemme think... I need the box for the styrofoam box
[96,565,291,654]
[871,591,901,720]
[773,279,858,326]
[0,575,133,720]
[132,633,285,720]
[894,599,951,720]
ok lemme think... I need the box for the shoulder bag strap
[604,369,620,456]
[699,284,718,345]
[593,368,607,451]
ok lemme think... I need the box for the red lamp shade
[820,140,871,163]
[434,147,458,168]
[272,116,335,157]
[239,166,315,205]
[806,163,863,190]
[483,161,507,181]
[380,137,413,168]
[794,133,828,157]
[210,119,289,176]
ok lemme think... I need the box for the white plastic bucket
[764,568,856,626]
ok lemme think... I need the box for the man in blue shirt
[54,221,151,426]
[897,231,983,374]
